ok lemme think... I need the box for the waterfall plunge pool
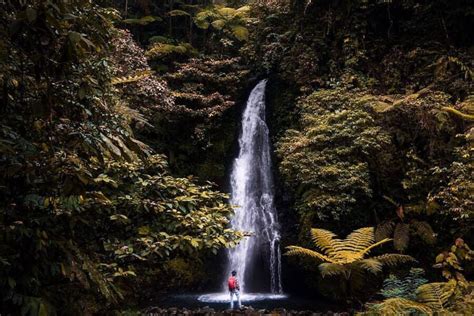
[198,292,288,303]
[152,292,341,311]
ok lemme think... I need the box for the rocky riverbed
[142,306,351,315]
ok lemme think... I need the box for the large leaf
[372,297,433,315]
[318,263,349,279]
[416,281,457,310]
[123,16,159,25]
[285,245,334,263]
[217,7,236,17]
[359,258,383,274]
[394,223,410,252]
[373,254,417,267]
[343,227,375,252]
[168,10,190,17]
[211,19,226,30]
[310,228,341,258]
[231,25,249,41]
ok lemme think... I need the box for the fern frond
[373,254,417,267]
[343,227,375,252]
[359,258,383,274]
[310,228,342,258]
[394,223,410,252]
[375,220,395,241]
[285,245,334,263]
[359,238,392,257]
[380,268,428,300]
[318,263,349,279]
[112,70,152,85]
[372,297,433,315]
[416,281,456,310]
[410,220,436,245]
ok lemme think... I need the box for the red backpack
[228,276,237,291]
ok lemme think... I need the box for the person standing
[228,270,241,309]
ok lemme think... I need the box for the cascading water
[199,79,285,303]
[225,79,282,294]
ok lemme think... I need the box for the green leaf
[138,226,150,236]
[110,214,129,222]
[211,19,226,30]
[190,238,200,248]
[168,10,191,17]
[231,26,249,41]
[123,16,159,25]
[194,18,210,29]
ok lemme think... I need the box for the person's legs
[229,291,234,309]
[236,290,241,308]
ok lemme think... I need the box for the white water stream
[199,79,284,303]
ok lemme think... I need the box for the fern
[368,280,458,315]
[375,221,395,242]
[410,220,436,245]
[416,281,457,310]
[310,228,341,258]
[111,71,152,85]
[318,263,350,278]
[380,268,428,300]
[285,245,333,262]
[373,254,417,267]
[376,218,436,250]
[370,297,433,315]
[359,258,383,274]
[344,227,376,252]
[394,223,410,252]
[286,227,415,278]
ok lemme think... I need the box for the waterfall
[225,79,283,294]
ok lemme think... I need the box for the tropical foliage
[375,197,436,252]
[277,90,391,225]
[379,268,428,300]
[364,241,474,315]
[0,0,473,314]
[286,227,415,299]
[366,280,459,315]
[0,1,241,313]
[194,5,252,44]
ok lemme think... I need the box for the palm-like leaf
[373,254,417,267]
[310,228,341,258]
[416,281,456,310]
[343,227,375,252]
[372,297,433,315]
[394,223,410,252]
[319,263,349,279]
[359,258,383,274]
[286,227,416,285]
[375,220,395,242]
[285,245,334,263]
[359,238,392,257]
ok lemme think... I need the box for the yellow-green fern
[286,227,416,279]
[111,70,152,85]
[364,280,459,315]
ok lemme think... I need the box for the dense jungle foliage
[0,0,473,315]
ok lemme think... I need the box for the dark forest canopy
[0,0,473,314]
